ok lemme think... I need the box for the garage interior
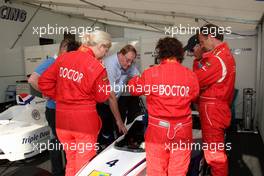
[0,0,264,176]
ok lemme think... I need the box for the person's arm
[194,56,223,89]
[105,64,122,97]
[192,58,200,72]
[28,72,40,91]
[38,58,60,100]
[93,69,111,103]
[191,73,200,103]
[104,59,127,134]
[127,71,146,96]
[108,91,127,134]
[29,58,55,93]
[125,65,140,83]
[129,64,140,77]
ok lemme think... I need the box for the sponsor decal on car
[88,170,111,176]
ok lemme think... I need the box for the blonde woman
[39,30,112,176]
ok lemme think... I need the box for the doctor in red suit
[128,37,199,176]
[39,30,112,176]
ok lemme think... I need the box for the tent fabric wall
[258,18,264,142]
[0,1,105,103]
[15,0,264,33]
[135,32,257,121]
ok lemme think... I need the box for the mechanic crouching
[128,37,199,176]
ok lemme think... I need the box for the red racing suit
[128,59,199,176]
[39,45,110,176]
[193,42,236,176]
[192,58,202,71]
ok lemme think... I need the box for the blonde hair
[82,30,112,48]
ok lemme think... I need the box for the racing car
[0,94,50,161]
[76,112,204,176]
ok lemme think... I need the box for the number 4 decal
[106,159,119,167]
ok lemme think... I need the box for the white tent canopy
[13,0,264,33]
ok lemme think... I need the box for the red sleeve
[194,56,223,89]
[38,58,60,100]
[191,73,200,102]
[192,58,200,71]
[93,69,111,103]
[128,71,146,96]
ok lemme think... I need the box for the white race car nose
[0,120,10,125]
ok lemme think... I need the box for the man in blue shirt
[28,39,80,176]
[97,44,141,148]
[104,49,140,98]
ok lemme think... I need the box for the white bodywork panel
[0,96,50,161]
[77,115,202,176]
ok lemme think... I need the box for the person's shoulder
[104,53,116,61]
[201,50,220,66]
[143,64,160,74]
[178,64,194,74]
[45,56,56,63]
[38,57,55,68]
[104,53,118,63]
[72,50,96,63]
[88,56,106,72]
[128,63,138,71]
[68,50,84,59]
[202,50,212,59]
[103,53,119,70]
[212,42,231,57]
[34,57,54,74]
[184,67,198,81]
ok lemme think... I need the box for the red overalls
[128,59,199,176]
[193,42,236,176]
[39,45,110,176]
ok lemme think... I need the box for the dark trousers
[45,107,65,176]
[118,96,142,124]
[96,103,115,147]
[96,96,142,147]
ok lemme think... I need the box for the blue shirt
[35,57,56,109]
[103,53,140,98]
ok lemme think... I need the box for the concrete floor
[0,151,51,176]
[227,131,264,176]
